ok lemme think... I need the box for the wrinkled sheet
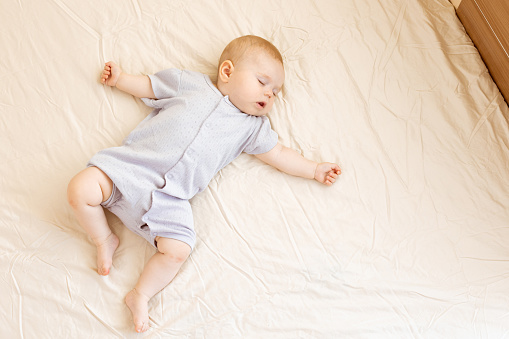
[2,0,509,337]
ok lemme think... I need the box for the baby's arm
[254,143,341,186]
[100,61,155,99]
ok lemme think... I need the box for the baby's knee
[156,237,191,264]
[67,174,85,208]
[67,167,112,208]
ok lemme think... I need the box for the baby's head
[216,35,284,116]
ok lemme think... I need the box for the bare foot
[96,233,119,276]
[125,288,150,333]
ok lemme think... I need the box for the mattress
[2,0,509,337]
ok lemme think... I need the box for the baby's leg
[67,166,119,275]
[125,237,191,333]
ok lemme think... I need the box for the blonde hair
[218,35,283,69]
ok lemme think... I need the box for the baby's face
[223,53,284,116]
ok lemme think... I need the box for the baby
[67,35,341,333]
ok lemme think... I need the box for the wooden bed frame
[456,0,509,104]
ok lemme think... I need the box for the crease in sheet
[12,221,28,249]
[427,300,470,330]
[130,0,142,20]
[188,254,207,292]
[460,256,509,263]
[215,251,266,291]
[148,312,161,329]
[199,237,269,292]
[467,94,502,147]
[50,0,101,40]
[10,255,24,339]
[378,2,407,72]
[376,290,419,335]
[337,50,409,191]
[283,177,329,257]
[406,95,426,194]
[195,297,220,319]
[65,275,73,303]
[209,187,258,261]
[274,195,311,280]
[83,300,123,337]
[379,164,392,223]
[370,217,378,252]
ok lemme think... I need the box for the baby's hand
[100,61,122,87]
[314,162,341,186]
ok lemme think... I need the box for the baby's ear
[218,60,234,82]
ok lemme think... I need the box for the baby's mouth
[257,102,266,109]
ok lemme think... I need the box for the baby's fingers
[327,168,340,180]
[323,168,341,185]
[100,72,109,83]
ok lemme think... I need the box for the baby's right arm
[100,61,155,99]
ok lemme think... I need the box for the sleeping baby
[67,35,341,333]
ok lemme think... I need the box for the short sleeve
[147,68,183,100]
[141,68,183,109]
[244,116,279,154]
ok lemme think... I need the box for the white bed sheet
[2,0,509,337]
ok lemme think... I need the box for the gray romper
[88,69,278,249]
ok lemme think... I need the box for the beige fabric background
[1,0,508,337]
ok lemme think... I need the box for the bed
[2,0,509,337]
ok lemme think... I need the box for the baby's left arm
[100,62,155,99]
[254,143,341,186]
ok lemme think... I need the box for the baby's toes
[135,320,149,333]
[98,266,109,276]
